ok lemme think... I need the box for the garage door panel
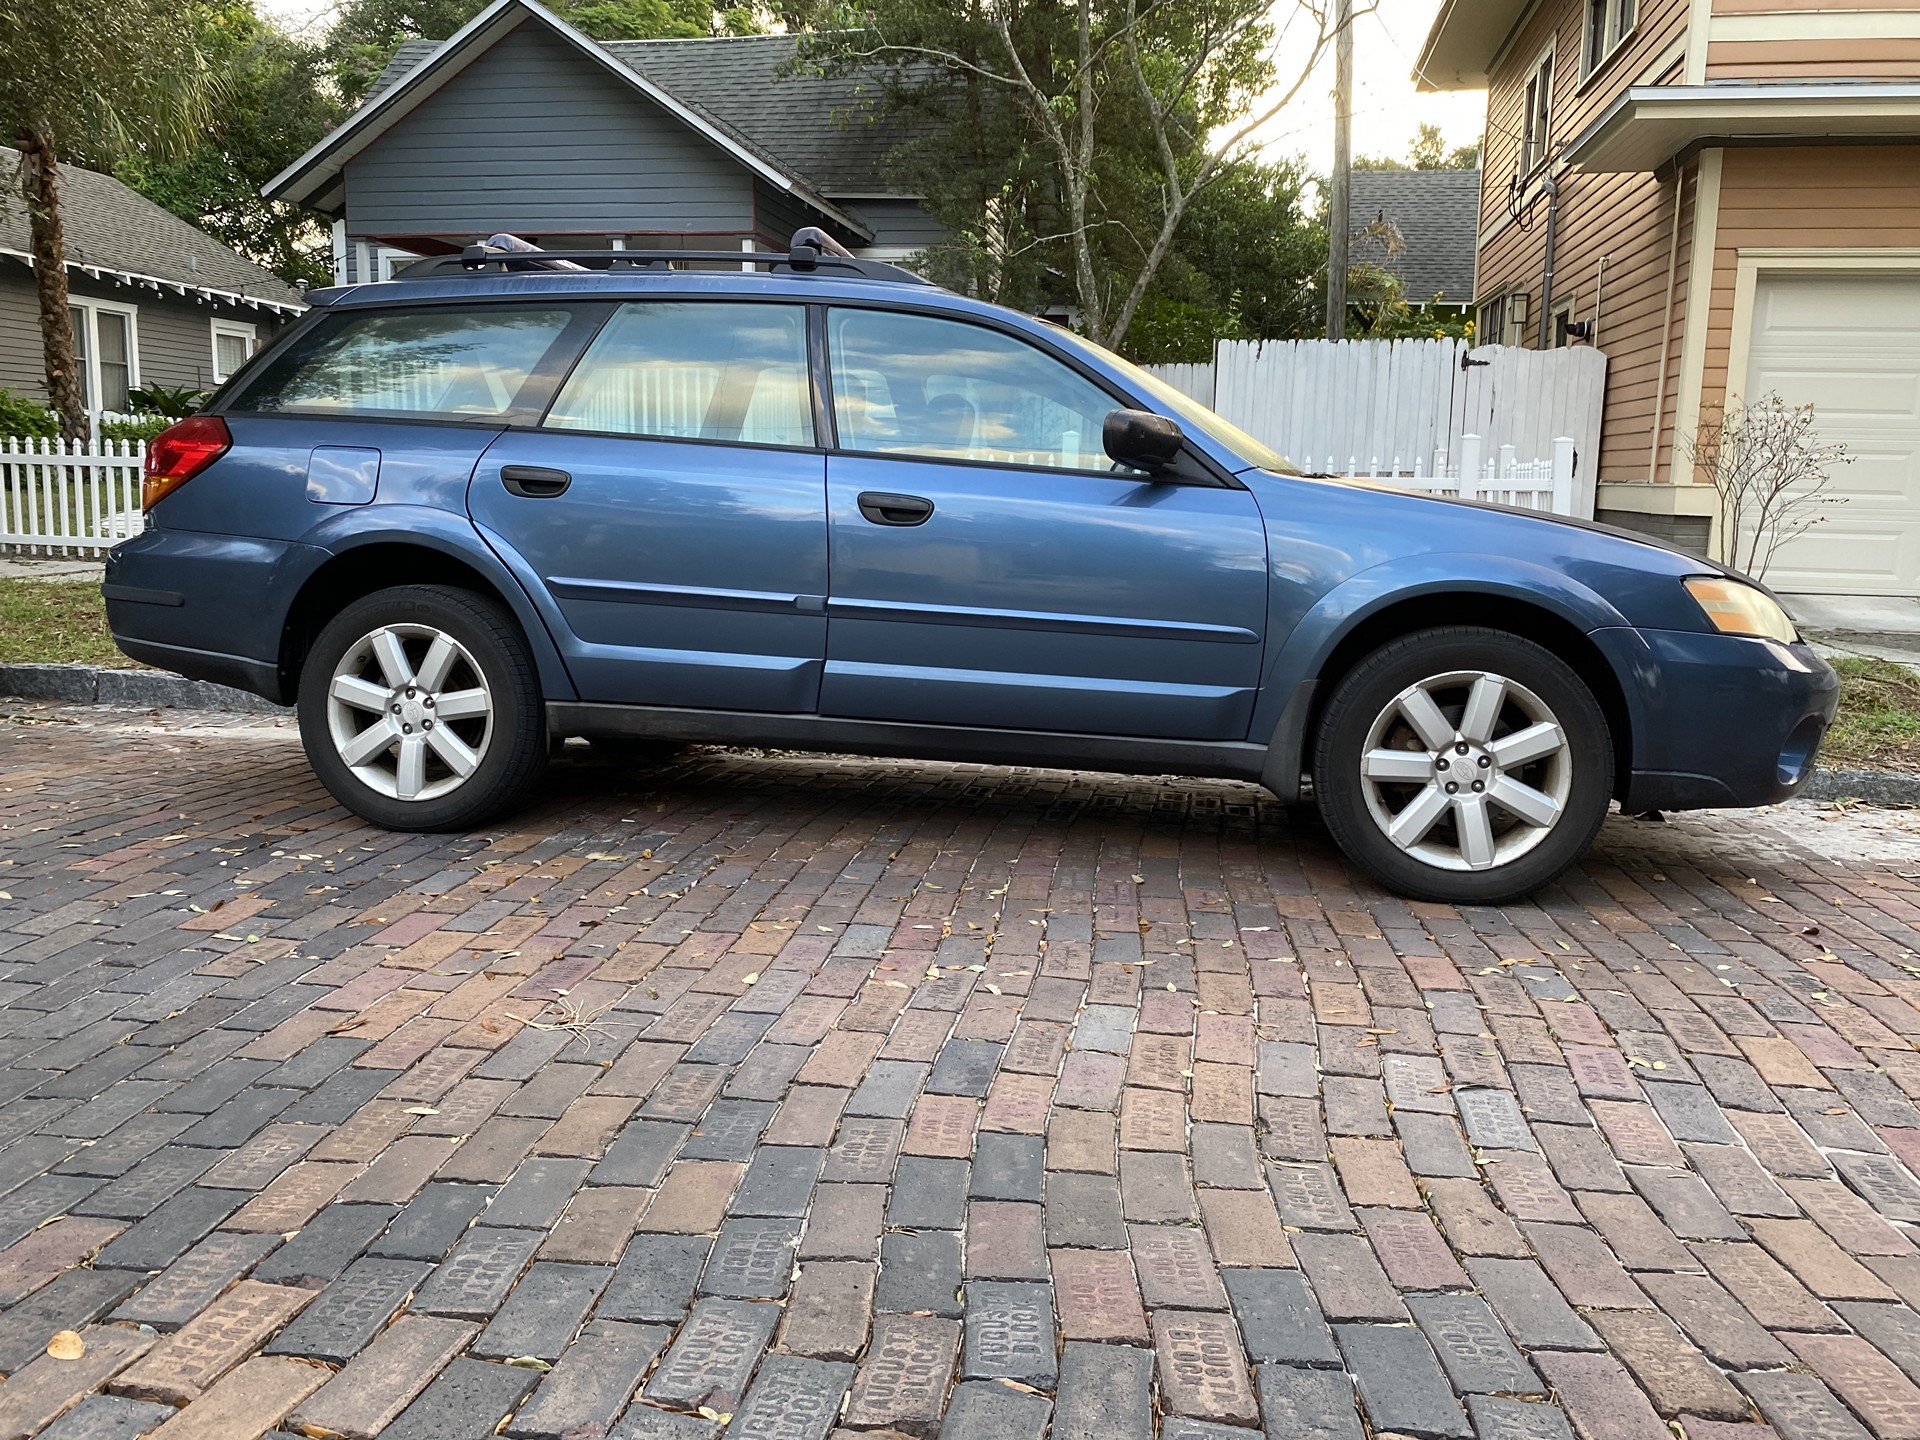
[1745,272,1920,596]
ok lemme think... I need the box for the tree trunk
[18,127,88,442]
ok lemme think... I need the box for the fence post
[1458,434,1483,500]
[1497,442,1515,481]
[1552,437,1576,515]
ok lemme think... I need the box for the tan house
[1418,0,1920,596]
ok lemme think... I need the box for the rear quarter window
[234,307,579,421]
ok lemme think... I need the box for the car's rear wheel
[1313,627,1613,903]
[299,585,547,831]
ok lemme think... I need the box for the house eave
[1416,0,1535,91]
[1,249,306,316]
[1565,82,1920,171]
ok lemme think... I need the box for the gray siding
[0,267,289,403]
[344,24,757,238]
[843,199,946,252]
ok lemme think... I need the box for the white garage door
[1744,272,1920,596]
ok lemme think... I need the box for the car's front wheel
[1313,627,1614,903]
[298,585,548,831]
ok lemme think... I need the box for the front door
[470,300,828,709]
[821,307,1268,740]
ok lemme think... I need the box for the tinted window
[545,302,812,447]
[241,308,574,419]
[828,309,1118,471]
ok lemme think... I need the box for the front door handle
[501,464,572,498]
[857,491,935,526]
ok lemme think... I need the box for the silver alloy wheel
[1357,669,1571,873]
[326,623,493,802]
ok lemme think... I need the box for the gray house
[268,0,944,282]
[0,148,306,411]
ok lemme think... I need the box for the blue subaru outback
[104,233,1837,903]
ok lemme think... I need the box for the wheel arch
[279,535,575,703]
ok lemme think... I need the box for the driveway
[2,705,1919,1440]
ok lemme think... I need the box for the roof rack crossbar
[383,242,927,286]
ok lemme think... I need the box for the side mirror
[1103,408,1184,473]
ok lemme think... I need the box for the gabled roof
[266,0,871,236]
[1416,0,1532,90]
[368,32,927,197]
[0,147,305,313]
[1349,169,1480,304]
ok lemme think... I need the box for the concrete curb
[1803,768,1920,805]
[0,662,289,715]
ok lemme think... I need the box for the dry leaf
[46,1331,85,1361]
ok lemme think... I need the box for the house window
[211,320,257,384]
[1477,291,1529,347]
[69,300,138,412]
[1521,48,1554,175]
[1551,297,1578,348]
[1584,0,1635,73]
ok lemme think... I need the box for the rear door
[820,306,1268,740]
[469,300,829,710]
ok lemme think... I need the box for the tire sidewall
[299,586,545,831]
[1314,628,1614,903]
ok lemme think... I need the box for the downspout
[1647,164,1687,482]
[1536,173,1560,348]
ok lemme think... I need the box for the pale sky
[253,0,1488,173]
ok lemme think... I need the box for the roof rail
[390,231,930,286]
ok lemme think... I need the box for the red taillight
[143,415,232,511]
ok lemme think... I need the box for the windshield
[1045,328,1298,474]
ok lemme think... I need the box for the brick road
[3,704,1920,1440]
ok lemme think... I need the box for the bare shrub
[1685,392,1850,580]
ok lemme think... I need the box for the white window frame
[1520,43,1555,177]
[211,319,258,384]
[69,296,141,413]
[1477,290,1529,347]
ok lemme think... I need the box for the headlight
[1683,577,1799,644]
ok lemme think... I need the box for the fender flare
[1256,555,1632,800]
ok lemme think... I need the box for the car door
[821,306,1268,741]
[470,299,828,711]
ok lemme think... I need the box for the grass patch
[1824,655,1920,773]
[0,577,136,668]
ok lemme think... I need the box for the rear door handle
[501,464,572,498]
[857,491,935,526]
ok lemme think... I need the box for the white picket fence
[1148,338,1608,517]
[0,437,146,555]
[1306,434,1576,515]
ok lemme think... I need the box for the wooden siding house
[1420,0,1920,594]
[0,148,305,413]
[267,0,943,279]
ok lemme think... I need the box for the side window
[828,308,1120,472]
[545,302,812,447]
[239,308,576,419]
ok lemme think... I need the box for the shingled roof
[1349,168,1479,305]
[366,30,924,197]
[0,147,305,312]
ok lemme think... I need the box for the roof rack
[392,231,930,286]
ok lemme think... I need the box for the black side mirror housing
[1104,409,1184,473]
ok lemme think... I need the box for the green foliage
[0,389,59,440]
[1825,656,1920,773]
[100,414,174,443]
[126,384,208,418]
[116,1,345,289]
[0,579,135,667]
[1355,122,1481,172]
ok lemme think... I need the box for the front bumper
[1593,625,1840,812]
[104,528,324,704]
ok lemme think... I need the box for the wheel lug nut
[391,704,401,714]
[423,720,433,730]
[1478,755,1491,768]
[1472,780,1484,792]
[406,688,416,699]
[402,724,413,734]
[1445,782,1458,794]
[1437,758,1449,771]
[1455,742,1469,755]
[424,697,434,708]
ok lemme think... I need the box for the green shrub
[126,383,208,418]
[99,414,172,444]
[0,388,58,441]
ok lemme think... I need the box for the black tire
[1313,626,1614,903]
[298,584,548,832]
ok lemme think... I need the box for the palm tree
[0,0,217,438]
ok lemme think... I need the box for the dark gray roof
[1349,168,1479,304]
[368,32,925,196]
[0,146,304,309]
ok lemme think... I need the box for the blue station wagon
[104,233,1838,903]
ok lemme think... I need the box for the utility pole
[1324,0,1353,339]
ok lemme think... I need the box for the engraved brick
[962,1280,1057,1387]
[1050,1248,1148,1341]
[643,1297,778,1412]
[1154,1309,1258,1426]
[1129,1225,1228,1310]
[287,1314,477,1440]
[112,1280,314,1405]
[144,1355,328,1440]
